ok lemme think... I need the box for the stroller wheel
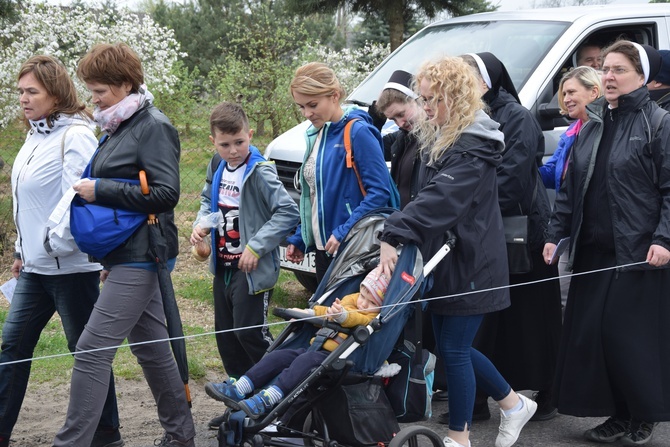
[302,412,317,446]
[251,434,264,447]
[388,426,444,447]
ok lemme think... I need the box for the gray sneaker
[621,421,657,446]
[153,433,195,447]
[583,417,629,443]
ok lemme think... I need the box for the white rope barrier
[0,260,652,368]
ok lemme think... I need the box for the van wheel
[294,272,317,292]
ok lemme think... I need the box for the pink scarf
[93,85,154,134]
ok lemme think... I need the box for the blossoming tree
[0,2,185,129]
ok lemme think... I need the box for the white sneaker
[443,437,470,447]
[495,393,537,447]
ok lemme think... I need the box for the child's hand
[238,247,259,273]
[326,298,345,322]
[286,244,304,263]
[190,226,208,245]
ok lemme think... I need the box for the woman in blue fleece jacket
[286,62,391,283]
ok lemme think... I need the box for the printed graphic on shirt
[216,163,245,268]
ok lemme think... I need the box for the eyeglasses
[600,66,632,75]
[417,96,443,106]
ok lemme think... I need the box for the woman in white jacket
[0,55,122,447]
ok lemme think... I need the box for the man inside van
[648,49,670,111]
[574,43,602,69]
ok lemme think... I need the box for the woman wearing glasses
[544,41,670,445]
[379,56,536,447]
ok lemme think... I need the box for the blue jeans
[0,271,119,438]
[433,313,511,432]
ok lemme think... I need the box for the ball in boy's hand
[192,240,211,262]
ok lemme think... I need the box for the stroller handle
[423,230,456,276]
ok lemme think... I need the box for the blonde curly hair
[413,56,485,164]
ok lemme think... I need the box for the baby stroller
[217,208,454,447]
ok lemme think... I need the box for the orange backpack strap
[344,118,367,197]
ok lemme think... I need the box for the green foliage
[0,0,18,20]
[285,0,497,50]
[209,3,311,137]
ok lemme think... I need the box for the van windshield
[348,20,569,104]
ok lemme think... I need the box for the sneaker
[208,413,227,430]
[238,390,274,419]
[153,433,195,447]
[495,393,537,447]
[530,391,558,422]
[437,399,491,425]
[583,417,629,443]
[91,428,124,447]
[443,436,470,447]
[621,421,657,446]
[205,379,244,409]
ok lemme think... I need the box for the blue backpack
[70,160,146,259]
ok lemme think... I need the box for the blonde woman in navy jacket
[286,62,391,283]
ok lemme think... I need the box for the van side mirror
[539,94,562,119]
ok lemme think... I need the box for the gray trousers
[53,266,194,446]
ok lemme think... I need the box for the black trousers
[213,268,273,378]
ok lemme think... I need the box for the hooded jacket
[381,110,510,316]
[548,88,670,270]
[12,114,101,274]
[194,146,299,293]
[286,107,391,252]
[88,102,180,266]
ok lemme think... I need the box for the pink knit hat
[360,268,390,307]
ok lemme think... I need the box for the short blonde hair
[290,62,346,100]
[413,56,485,164]
[557,66,602,115]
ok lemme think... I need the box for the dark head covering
[467,52,521,104]
[629,42,662,84]
[383,70,418,99]
[653,49,670,85]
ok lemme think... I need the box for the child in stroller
[205,267,390,419]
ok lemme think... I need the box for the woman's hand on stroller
[326,298,347,323]
[379,241,398,277]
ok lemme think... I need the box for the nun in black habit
[545,41,670,445]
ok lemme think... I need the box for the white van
[267,4,670,291]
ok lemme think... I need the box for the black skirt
[553,248,670,421]
[474,249,562,392]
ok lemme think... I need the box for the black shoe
[0,436,8,447]
[530,391,558,422]
[437,400,490,424]
[432,390,449,401]
[583,417,629,443]
[621,421,657,445]
[91,428,124,447]
[208,413,227,430]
